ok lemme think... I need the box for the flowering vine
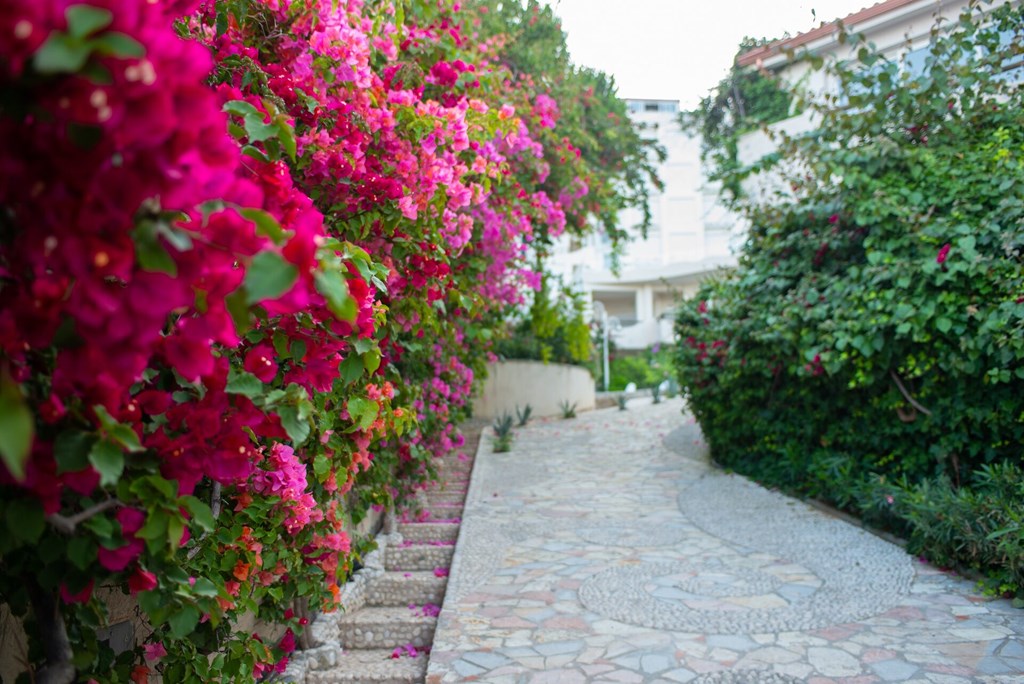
[0,0,654,681]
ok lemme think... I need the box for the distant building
[549,98,739,351]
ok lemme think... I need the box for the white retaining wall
[473,360,596,419]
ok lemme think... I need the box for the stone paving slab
[426,398,1024,683]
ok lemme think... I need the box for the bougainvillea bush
[0,0,654,681]
[676,2,1024,594]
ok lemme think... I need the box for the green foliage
[466,0,663,255]
[558,400,577,419]
[676,2,1024,593]
[495,276,594,366]
[865,464,1024,599]
[608,345,674,392]
[491,413,514,452]
[515,404,532,427]
[616,395,628,411]
[682,36,796,199]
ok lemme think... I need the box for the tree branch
[187,482,223,560]
[208,481,222,520]
[890,370,932,417]
[25,576,74,684]
[46,499,121,535]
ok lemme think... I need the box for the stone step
[435,467,472,479]
[427,487,469,499]
[423,500,465,512]
[336,606,437,650]
[386,544,455,572]
[397,522,459,543]
[366,571,447,607]
[306,649,428,683]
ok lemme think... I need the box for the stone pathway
[426,398,1024,683]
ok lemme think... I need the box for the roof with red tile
[736,0,924,67]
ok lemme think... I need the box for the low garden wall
[473,361,595,419]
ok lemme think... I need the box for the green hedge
[676,3,1024,597]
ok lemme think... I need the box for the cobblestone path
[425,398,1024,684]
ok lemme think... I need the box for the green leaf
[226,369,264,400]
[108,424,143,453]
[339,356,364,384]
[240,208,289,245]
[277,120,297,161]
[181,495,216,532]
[223,100,262,118]
[6,498,45,544]
[362,348,382,374]
[155,221,194,252]
[90,31,145,58]
[314,269,358,321]
[190,578,219,597]
[0,366,34,481]
[313,453,330,479]
[277,405,310,445]
[225,287,252,335]
[137,512,168,543]
[88,439,125,487]
[93,405,143,452]
[936,317,953,333]
[132,222,178,276]
[33,34,92,74]
[55,431,96,474]
[167,604,201,639]
[66,5,113,38]
[347,397,379,430]
[244,251,298,304]
[68,536,96,570]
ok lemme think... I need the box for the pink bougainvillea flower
[278,629,296,654]
[244,344,279,382]
[60,579,95,604]
[98,508,147,571]
[936,243,951,264]
[143,642,167,662]
[128,566,159,595]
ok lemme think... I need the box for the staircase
[282,424,482,684]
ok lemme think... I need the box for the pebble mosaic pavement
[425,397,1024,684]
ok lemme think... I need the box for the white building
[735,0,1018,183]
[550,98,739,351]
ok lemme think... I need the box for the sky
[541,0,877,108]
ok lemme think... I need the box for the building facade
[549,98,739,351]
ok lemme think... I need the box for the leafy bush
[495,276,595,366]
[608,345,674,391]
[860,465,1024,601]
[676,3,1024,593]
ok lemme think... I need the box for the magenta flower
[936,243,951,264]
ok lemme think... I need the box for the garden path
[425,397,1024,683]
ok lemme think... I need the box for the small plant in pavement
[492,413,514,452]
